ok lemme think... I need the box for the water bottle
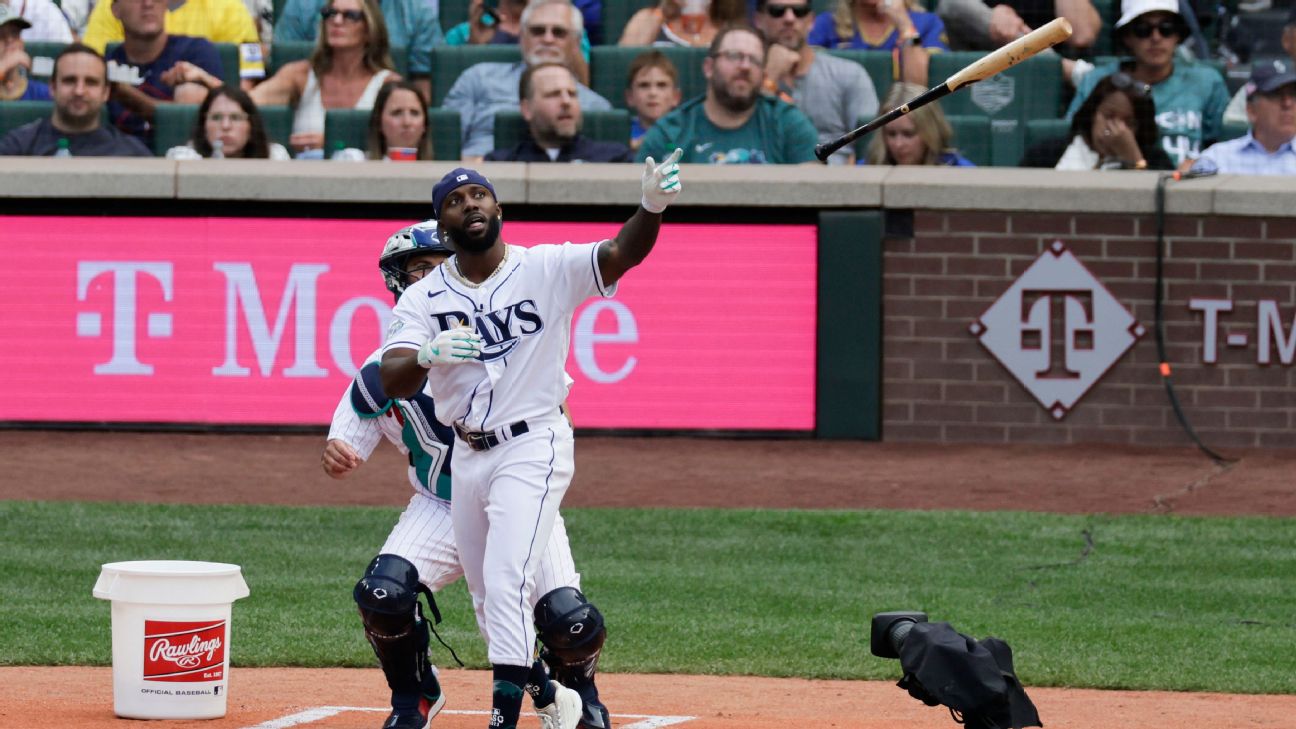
[211,139,225,159]
[53,138,72,158]
[330,141,364,161]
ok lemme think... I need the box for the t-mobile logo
[970,241,1144,419]
[76,262,174,375]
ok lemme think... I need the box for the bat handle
[815,140,846,162]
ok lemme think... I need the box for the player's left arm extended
[599,148,683,287]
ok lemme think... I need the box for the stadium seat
[1089,0,1119,57]
[490,108,631,152]
[929,51,1063,166]
[429,45,522,106]
[1220,119,1249,142]
[589,45,708,110]
[258,104,295,154]
[440,1,468,33]
[105,42,241,89]
[0,100,109,137]
[152,103,200,156]
[324,107,371,154]
[269,41,410,78]
[821,49,893,105]
[1025,117,1070,150]
[428,107,463,160]
[23,41,66,81]
[602,0,657,45]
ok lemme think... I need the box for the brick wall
[883,210,1296,448]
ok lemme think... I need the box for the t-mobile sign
[0,216,816,430]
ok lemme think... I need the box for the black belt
[454,420,530,451]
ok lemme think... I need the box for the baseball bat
[813,17,1073,162]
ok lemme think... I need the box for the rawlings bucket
[93,561,250,719]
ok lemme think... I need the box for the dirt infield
[2,430,1294,728]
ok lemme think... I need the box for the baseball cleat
[381,675,445,729]
[572,679,610,729]
[536,681,583,729]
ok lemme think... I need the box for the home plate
[242,706,696,729]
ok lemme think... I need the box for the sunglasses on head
[1128,18,1179,39]
[1109,71,1151,98]
[320,7,365,22]
[764,3,813,18]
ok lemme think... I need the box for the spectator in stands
[0,7,49,101]
[486,62,632,161]
[625,49,682,150]
[806,0,947,85]
[275,0,441,101]
[448,0,527,45]
[619,0,748,48]
[862,81,973,165]
[1022,71,1172,169]
[366,78,432,159]
[252,0,399,157]
[83,0,265,89]
[5,0,73,42]
[637,24,819,163]
[58,0,95,38]
[756,0,878,164]
[0,43,152,155]
[1194,59,1296,175]
[1224,6,1295,126]
[937,0,1100,53]
[105,0,222,145]
[165,83,292,158]
[1066,0,1228,166]
[444,0,611,160]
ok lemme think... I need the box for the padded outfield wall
[0,160,1291,446]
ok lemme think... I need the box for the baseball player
[325,221,615,729]
[379,151,684,729]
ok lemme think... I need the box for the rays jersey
[383,241,615,431]
[328,349,455,500]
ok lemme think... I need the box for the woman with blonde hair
[863,81,973,166]
[618,0,748,48]
[808,0,947,85]
[251,0,399,157]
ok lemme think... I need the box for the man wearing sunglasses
[1065,0,1228,167]
[275,0,441,101]
[637,24,820,164]
[1195,58,1296,175]
[755,0,878,165]
[443,0,612,161]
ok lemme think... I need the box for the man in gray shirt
[754,0,878,165]
[443,0,610,160]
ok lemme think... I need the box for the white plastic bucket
[93,560,250,720]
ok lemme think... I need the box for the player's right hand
[322,439,360,479]
[641,147,683,214]
[418,325,483,367]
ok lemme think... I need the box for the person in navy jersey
[0,7,51,101]
[105,0,223,144]
[808,0,947,85]
[485,63,632,162]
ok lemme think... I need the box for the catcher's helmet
[379,220,451,299]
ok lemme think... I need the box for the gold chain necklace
[452,244,509,288]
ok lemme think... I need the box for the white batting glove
[641,147,683,214]
[417,327,483,367]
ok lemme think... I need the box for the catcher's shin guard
[535,587,610,729]
[354,554,441,713]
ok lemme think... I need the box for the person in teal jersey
[1065,0,1228,166]
[637,24,819,164]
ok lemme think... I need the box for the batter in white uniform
[326,221,614,729]
[380,154,683,729]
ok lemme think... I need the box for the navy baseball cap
[431,167,496,220]
[1246,58,1296,98]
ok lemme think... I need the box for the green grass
[1,501,1294,694]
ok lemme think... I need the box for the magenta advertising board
[0,216,816,430]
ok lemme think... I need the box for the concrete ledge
[0,157,175,198]
[176,160,528,203]
[0,160,1291,219]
